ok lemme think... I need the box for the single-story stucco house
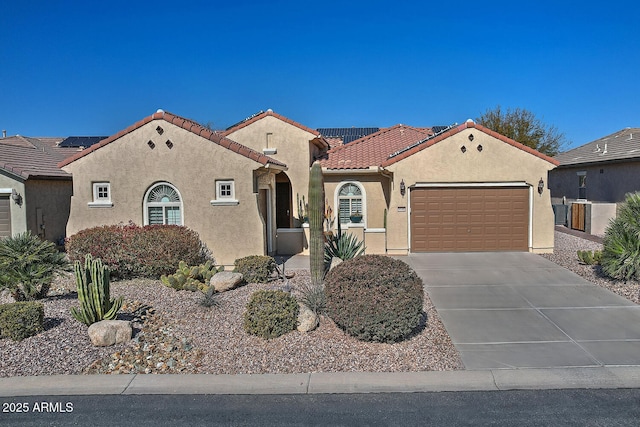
[0,134,81,243]
[549,127,640,234]
[58,109,558,266]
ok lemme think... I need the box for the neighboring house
[60,109,559,267]
[549,127,640,234]
[0,135,79,242]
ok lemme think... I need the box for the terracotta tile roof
[0,135,74,179]
[320,125,433,170]
[554,127,640,167]
[381,121,559,167]
[224,110,329,149]
[58,110,287,169]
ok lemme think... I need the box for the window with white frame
[211,180,239,206]
[88,182,112,207]
[144,183,183,225]
[337,182,364,224]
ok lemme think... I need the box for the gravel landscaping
[3,229,639,378]
[0,269,462,377]
[541,230,640,304]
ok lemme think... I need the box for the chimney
[2,130,6,138]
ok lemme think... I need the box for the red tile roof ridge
[380,121,559,167]
[58,110,287,169]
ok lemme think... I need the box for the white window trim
[334,181,366,228]
[88,182,113,208]
[211,180,239,206]
[143,182,184,225]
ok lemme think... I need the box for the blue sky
[1,1,638,150]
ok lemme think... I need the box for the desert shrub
[324,231,365,265]
[297,280,326,315]
[0,301,44,341]
[577,250,602,265]
[324,255,424,343]
[0,231,70,301]
[70,254,123,326]
[243,290,299,339]
[234,255,276,283]
[601,192,640,281]
[160,260,221,292]
[66,223,208,279]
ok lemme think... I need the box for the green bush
[160,260,222,292]
[0,301,44,341]
[602,192,640,281]
[65,223,209,279]
[324,255,424,343]
[0,231,70,301]
[243,290,299,339]
[234,255,276,283]
[577,250,602,265]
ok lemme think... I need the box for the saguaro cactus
[308,161,325,286]
[70,254,123,326]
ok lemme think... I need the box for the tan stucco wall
[226,115,321,226]
[24,179,73,243]
[0,172,71,243]
[63,120,276,266]
[0,171,27,236]
[385,128,557,253]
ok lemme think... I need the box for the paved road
[404,252,640,369]
[2,389,640,426]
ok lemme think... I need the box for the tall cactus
[70,254,123,326]
[309,161,325,286]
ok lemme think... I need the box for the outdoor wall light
[400,179,406,197]
[538,178,545,195]
[11,189,22,205]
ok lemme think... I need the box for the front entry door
[276,182,292,228]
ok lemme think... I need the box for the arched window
[337,182,364,224]
[144,183,183,225]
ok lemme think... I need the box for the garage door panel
[0,197,11,238]
[411,187,529,252]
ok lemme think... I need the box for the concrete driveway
[403,252,640,370]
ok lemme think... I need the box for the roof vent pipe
[2,130,5,138]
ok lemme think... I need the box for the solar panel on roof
[58,136,107,148]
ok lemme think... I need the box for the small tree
[476,106,567,156]
[0,232,70,301]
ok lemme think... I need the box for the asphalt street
[2,389,640,426]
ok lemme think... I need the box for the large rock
[297,302,319,332]
[88,320,132,346]
[329,257,343,271]
[210,272,243,292]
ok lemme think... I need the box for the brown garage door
[410,187,529,252]
[0,196,11,238]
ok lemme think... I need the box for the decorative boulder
[297,302,319,332]
[210,272,243,292]
[329,257,343,271]
[88,320,132,346]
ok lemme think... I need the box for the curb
[2,367,640,396]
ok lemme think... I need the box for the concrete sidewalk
[2,367,640,396]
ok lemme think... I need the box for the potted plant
[350,211,363,223]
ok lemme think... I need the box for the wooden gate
[571,203,586,232]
